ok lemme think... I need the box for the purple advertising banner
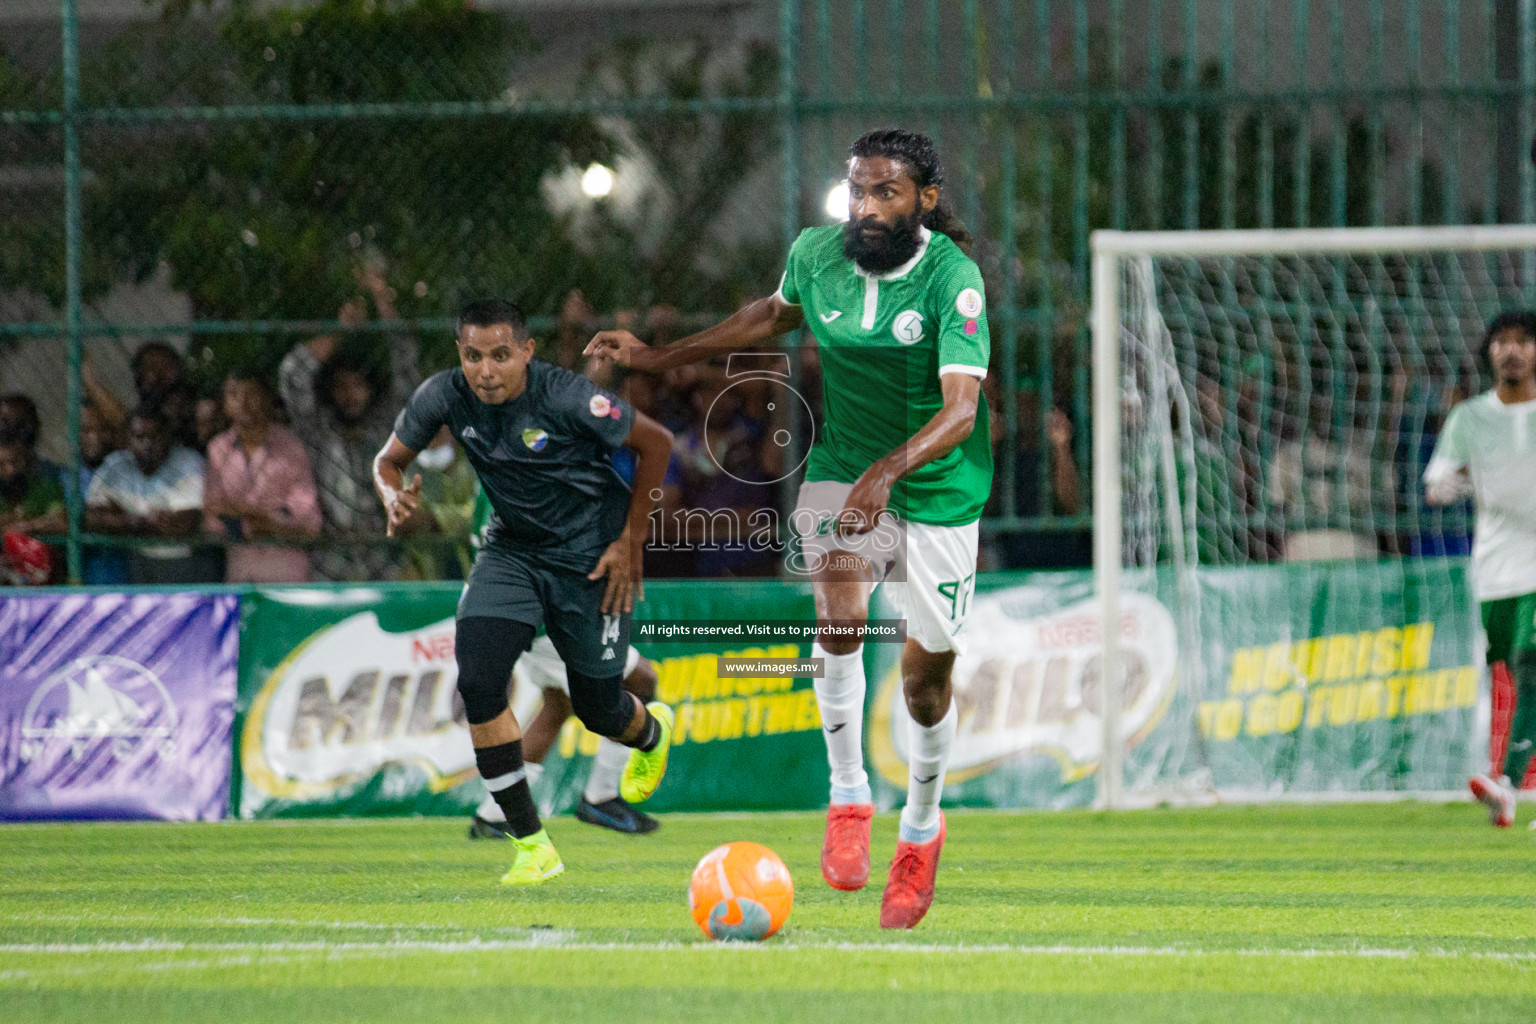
[0,592,238,822]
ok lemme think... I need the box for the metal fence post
[61,0,83,584]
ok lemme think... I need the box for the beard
[843,204,923,274]
[1498,358,1532,388]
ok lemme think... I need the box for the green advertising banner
[536,580,828,814]
[236,585,476,819]
[234,560,1482,819]
[235,580,830,818]
[865,560,1482,810]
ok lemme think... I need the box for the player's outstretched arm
[840,373,982,536]
[589,411,674,615]
[583,295,805,374]
[373,432,423,538]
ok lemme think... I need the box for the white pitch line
[2,939,1535,962]
[0,910,535,934]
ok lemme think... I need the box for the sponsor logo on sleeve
[955,287,983,318]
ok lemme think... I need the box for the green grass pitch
[1,803,1533,1022]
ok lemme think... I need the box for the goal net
[1092,226,1536,808]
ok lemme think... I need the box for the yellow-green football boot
[619,702,675,803]
[499,828,564,886]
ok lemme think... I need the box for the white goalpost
[1091,224,1536,809]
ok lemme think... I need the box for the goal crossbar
[1093,224,1536,258]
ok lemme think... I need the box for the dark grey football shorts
[457,542,631,679]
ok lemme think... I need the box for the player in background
[468,637,661,837]
[586,128,990,928]
[1425,311,1536,828]
[376,299,675,885]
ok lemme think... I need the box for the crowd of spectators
[0,284,1491,586]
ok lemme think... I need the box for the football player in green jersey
[1426,311,1536,828]
[586,129,990,928]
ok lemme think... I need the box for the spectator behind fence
[0,427,64,584]
[0,394,65,487]
[131,342,198,451]
[991,385,1089,569]
[204,368,322,583]
[194,395,229,455]
[279,266,420,581]
[83,344,199,453]
[85,406,211,584]
[400,425,479,580]
[1268,388,1388,561]
[80,402,131,582]
[0,402,127,583]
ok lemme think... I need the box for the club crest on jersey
[521,428,548,452]
[955,287,983,318]
[892,310,925,345]
[589,394,612,418]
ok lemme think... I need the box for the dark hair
[317,348,384,413]
[223,365,271,394]
[848,127,974,254]
[1482,311,1536,368]
[457,299,530,339]
[0,393,40,447]
[131,341,185,380]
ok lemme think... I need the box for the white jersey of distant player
[1424,391,1536,601]
[510,633,644,723]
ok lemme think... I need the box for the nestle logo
[410,633,454,664]
[1037,612,1140,649]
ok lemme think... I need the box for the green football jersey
[776,223,993,526]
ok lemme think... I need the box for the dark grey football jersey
[394,360,635,558]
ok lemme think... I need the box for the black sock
[611,695,661,752]
[475,740,542,839]
[622,702,661,753]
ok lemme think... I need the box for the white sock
[475,762,543,822]
[584,738,629,804]
[474,793,504,822]
[813,642,870,804]
[899,702,956,842]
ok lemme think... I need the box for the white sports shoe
[1470,773,1516,828]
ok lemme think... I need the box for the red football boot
[1470,773,1516,828]
[821,802,874,891]
[879,812,945,929]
